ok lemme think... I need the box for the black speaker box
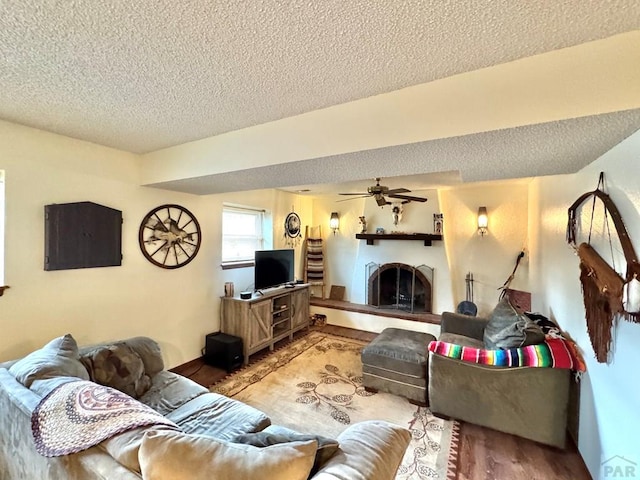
[204,332,243,372]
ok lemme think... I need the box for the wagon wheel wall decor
[566,173,640,363]
[139,204,202,269]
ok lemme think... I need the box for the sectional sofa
[0,334,410,480]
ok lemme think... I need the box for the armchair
[428,312,570,448]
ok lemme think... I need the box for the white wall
[0,120,310,369]
[440,181,530,316]
[530,129,640,478]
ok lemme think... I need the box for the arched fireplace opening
[366,263,433,313]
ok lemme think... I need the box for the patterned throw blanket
[428,337,586,371]
[31,380,177,457]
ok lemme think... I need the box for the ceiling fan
[338,178,428,207]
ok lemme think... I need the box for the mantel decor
[356,233,443,246]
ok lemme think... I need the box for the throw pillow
[81,343,151,398]
[8,334,90,388]
[232,425,339,475]
[483,297,545,349]
[139,429,317,480]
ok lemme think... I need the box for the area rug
[211,331,459,479]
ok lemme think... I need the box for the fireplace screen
[366,263,434,313]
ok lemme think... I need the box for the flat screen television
[254,249,294,291]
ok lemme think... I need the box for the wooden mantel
[355,233,443,246]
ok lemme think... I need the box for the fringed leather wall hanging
[566,173,640,363]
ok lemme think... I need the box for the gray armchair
[428,312,570,448]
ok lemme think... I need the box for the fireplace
[366,263,434,313]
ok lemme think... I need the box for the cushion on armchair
[483,297,544,349]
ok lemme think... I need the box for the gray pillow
[232,426,339,475]
[8,334,89,387]
[81,343,151,398]
[483,297,545,349]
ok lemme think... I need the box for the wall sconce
[477,206,488,237]
[330,212,340,235]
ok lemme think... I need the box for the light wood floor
[172,325,591,480]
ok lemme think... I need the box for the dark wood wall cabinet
[44,202,122,271]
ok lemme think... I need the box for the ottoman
[361,328,435,405]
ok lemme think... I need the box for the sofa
[428,310,571,448]
[0,334,411,480]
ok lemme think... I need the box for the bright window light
[222,205,266,264]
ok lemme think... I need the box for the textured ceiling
[1,1,638,154]
[0,1,639,194]
[148,109,640,195]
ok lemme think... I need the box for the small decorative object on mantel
[391,203,403,225]
[359,216,367,233]
[375,227,385,234]
[434,213,444,234]
[284,208,302,247]
[566,172,640,363]
[139,204,201,269]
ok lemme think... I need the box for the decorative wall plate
[285,212,301,239]
[138,204,201,269]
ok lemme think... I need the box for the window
[0,170,4,288]
[221,205,267,268]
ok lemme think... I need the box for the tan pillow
[232,426,339,475]
[139,429,317,480]
[99,425,177,473]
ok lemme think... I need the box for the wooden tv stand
[220,284,310,365]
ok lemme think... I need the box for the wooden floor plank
[172,325,591,480]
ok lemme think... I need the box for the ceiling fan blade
[388,194,428,203]
[375,195,389,207]
[337,195,370,202]
[339,192,370,196]
[386,187,410,195]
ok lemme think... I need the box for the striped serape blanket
[428,337,585,371]
[305,238,324,281]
